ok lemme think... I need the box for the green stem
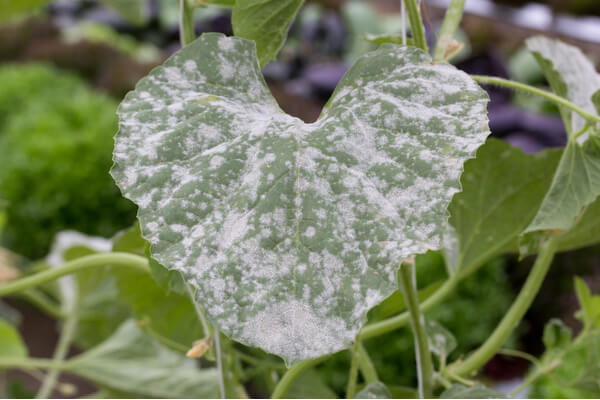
[399,262,434,399]
[17,289,66,319]
[405,0,428,52]
[359,273,460,341]
[0,357,69,371]
[235,350,286,371]
[184,281,211,337]
[448,236,559,377]
[471,75,600,127]
[179,0,196,47]
[214,330,226,399]
[346,341,360,399]
[357,342,378,384]
[0,253,149,297]
[433,0,465,61]
[36,303,80,398]
[271,356,328,399]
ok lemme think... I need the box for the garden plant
[1,0,600,398]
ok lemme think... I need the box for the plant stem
[179,0,196,47]
[357,342,378,384]
[346,341,361,399]
[404,0,428,52]
[399,261,434,399]
[17,289,66,319]
[214,330,226,399]
[271,356,328,399]
[471,75,600,126]
[184,281,211,337]
[0,253,149,297]
[433,0,465,61]
[448,236,559,377]
[36,303,79,398]
[359,273,460,341]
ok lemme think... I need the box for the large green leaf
[523,37,600,236]
[112,33,490,364]
[448,139,560,270]
[66,320,219,398]
[232,0,304,66]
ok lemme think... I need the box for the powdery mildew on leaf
[112,33,489,364]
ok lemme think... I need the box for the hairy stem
[399,262,434,398]
[36,304,79,398]
[471,75,600,127]
[357,342,378,384]
[0,253,149,297]
[271,356,328,399]
[448,236,559,377]
[405,0,428,52]
[346,341,361,399]
[433,0,465,61]
[179,0,196,47]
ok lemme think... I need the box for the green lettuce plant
[1,0,600,398]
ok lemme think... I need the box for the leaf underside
[523,37,600,237]
[112,33,489,364]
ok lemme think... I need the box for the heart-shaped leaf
[112,33,489,364]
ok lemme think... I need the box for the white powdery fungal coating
[111,33,490,365]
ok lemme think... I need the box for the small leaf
[66,320,220,398]
[0,318,27,359]
[426,319,456,362]
[574,277,600,329]
[232,0,304,66]
[362,34,413,47]
[543,318,572,352]
[355,382,392,399]
[440,383,506,399]
[112,33,490,364]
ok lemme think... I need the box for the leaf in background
[287,369,337,399]
[98,0,147,26]
[232,0,304,66]
[523,37,600,238]
[448,139,560,270]
[112,225,204,347]
[574,277,600,330]
[426,319,456,363]
[440,383,506,399]
[66,320,219,398]
[0,318,26,359]
[112,33,490,364]
[355,382,392,399]
[542,318,572,353]
[0,0,48,22]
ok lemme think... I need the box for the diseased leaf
[0,318,26,359]
[355,382,392,399]
[523,37,600,237]
[112,33,490,364]
[66,320,219,398]
[440,383,506,399]
[448,139,560,270]
[232,0,304,66]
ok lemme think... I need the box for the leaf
[440,383,506,399]
[0,318,26,359]
[448,139,561,270]
[426,319,456,362]
[231,0,303,66]
[355,382,392,399]
[287,369,337,399]
[98,0,147,25]
[556,197,600,251]
[543,318,572,353]
[66,320,219,398]
[0,0,48,22]
[362,34,413,47]
[526,36,600,135]
[522,37,600,237]
[574,277,600,329]
[112,33,490,364]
